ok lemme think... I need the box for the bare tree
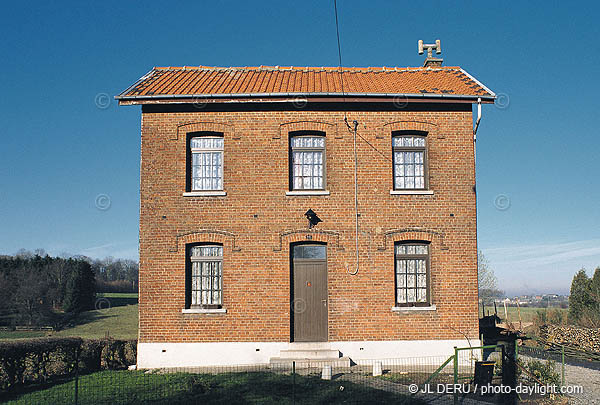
[12,266,52,325]
[478,250,503,304]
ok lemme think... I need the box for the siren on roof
[418,40,443,68]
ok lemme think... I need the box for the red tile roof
[117,65,495,102]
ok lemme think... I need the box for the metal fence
[1,352,504,405]
[517,344,565,386]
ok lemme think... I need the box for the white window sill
[286,190,330,196]
[390,190,434,195]
[391,305,436,312]
[181,308,227,314]
[183,191,227,197]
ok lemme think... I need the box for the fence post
[561,345,565,387]
[480,334,484,360]
[501,344,517,405]
[74,346,79,405]
[453,346,458,405]
[292,361,296,405]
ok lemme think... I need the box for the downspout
[348,119,360,275]
[473,97,482,163]
[473,97,481,316]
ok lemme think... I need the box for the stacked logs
[539,325,600,361]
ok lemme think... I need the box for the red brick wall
[138,103,479,343]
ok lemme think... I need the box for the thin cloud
[484,239,600,268]
[80,243,116,253]
[79,242,138,260]
[483,238,600,295]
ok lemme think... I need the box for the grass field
[99,293,138,299]
[3,370,424,405]
[0,293,138,341]
[486,305,568,324]
[0,330,47,339]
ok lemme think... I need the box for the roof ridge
[153,65,462,72]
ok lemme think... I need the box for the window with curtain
[190,136,224,191]
[395,243,430,306]
[290,135,325,190]
[392,134,427,190]
[189,245,223,308]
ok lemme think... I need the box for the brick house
[117,55,495,368]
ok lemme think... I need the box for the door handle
[322,299,327,306]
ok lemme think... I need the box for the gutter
[473,97,482,164]
[115,91,495,101]
[115,91,496,103]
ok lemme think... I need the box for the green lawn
[52,304,138,340]
[99,292,139,299]
[494,306,567,324]
[0,294,138,341]
[3,370,425,405]
[0,330,46,339]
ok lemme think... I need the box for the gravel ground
[563,362,600,405]
[339,373,490,404]
[519,353,600,404]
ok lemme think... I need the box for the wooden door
[292,244,327,342]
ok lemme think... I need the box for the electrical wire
[334,0,359,275]
[334,0,353,134]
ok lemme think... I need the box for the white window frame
[394,243,431,307]
[392,134,427,191]
[290,135,326,191]
[190,136,224,192]
[189,245,223,309]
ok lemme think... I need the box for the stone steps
[269,356,351,368]
[270,343,349,367]
[278,349,341,359]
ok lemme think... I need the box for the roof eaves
[115,68,156,99]
[459,68,496,98]
[116,91,495,101]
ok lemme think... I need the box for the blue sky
[1,1,598,295]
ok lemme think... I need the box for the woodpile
[539,325,600,361]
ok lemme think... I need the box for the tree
[0,252,113,326]
[12,265,53,325]
[122,259,139,290]
[590,267,600,308]
[90,257,138,292]
[579,267,600,327]
[63,260,96,313]
[478,250,503,304]
[568,268,594,324]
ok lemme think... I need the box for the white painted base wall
[137,339,481,369]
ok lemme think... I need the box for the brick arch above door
[273,229,342,251]
[170,229,241,253]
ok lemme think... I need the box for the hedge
[0,337,136,390]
